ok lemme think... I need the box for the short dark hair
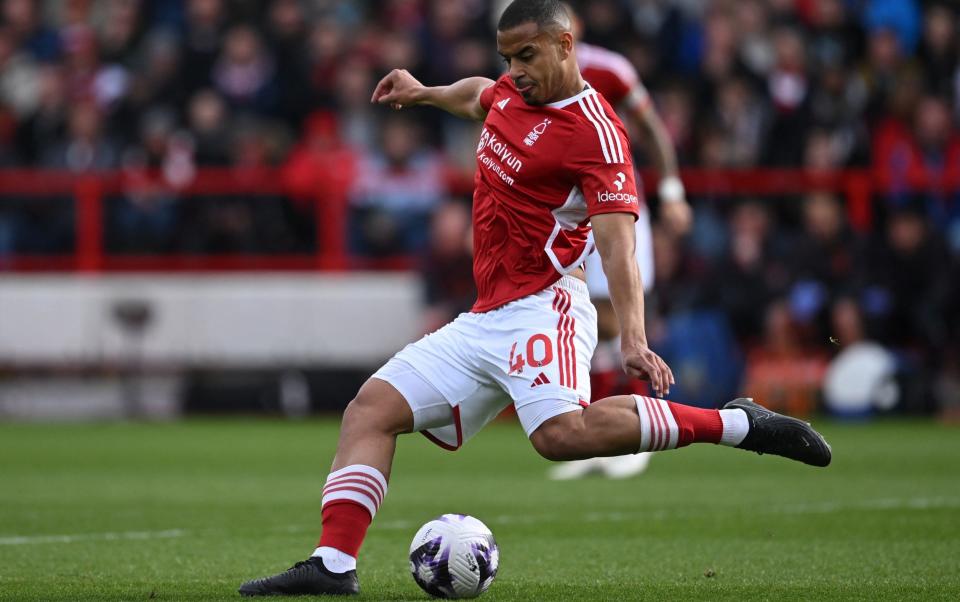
[497,0,570,32]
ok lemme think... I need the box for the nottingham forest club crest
[524,118,551,146]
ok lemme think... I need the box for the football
[409,514,499,599]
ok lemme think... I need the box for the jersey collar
[545,83,594,109]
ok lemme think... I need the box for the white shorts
[585,203,654,297]
[372,276,597,450]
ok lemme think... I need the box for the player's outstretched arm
[371,69,494,121]
[591,212,675,396]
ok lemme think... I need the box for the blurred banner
[0,273,420,367]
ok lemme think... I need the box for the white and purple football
[409,514,499,599]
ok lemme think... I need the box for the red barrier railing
[0,166,948,273]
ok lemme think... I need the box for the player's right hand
[371,69,423,110]
[621,343,675,397]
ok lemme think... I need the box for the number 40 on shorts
[508,334,553,375]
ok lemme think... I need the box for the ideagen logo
[613,171,626,191]
[598,173,637,203]
[597,191,638,203]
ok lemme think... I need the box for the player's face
[497,23,571,105]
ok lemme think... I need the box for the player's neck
[546,70,587,104]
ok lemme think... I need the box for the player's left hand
[621,344,675,397]
[371,68,423,110]
[661,200,693,235]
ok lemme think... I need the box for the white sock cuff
[327,464,387,490]
[311,546,357,573]
[719,408,749,447]
[633,395,679,452]
[322,464,388,519]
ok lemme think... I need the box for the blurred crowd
[0,0,958,414]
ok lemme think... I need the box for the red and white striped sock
[311,464,387,573]
[633,395,749,451]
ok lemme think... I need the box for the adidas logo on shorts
[530,372,551,388]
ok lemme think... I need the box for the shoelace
[289,559,316,571]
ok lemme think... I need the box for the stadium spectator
[806,0,863,74]
[0,24,39,119]
[332,57,378,151]
[861,204,950,351]
[186,88,230,165]
[421,1,477,85]
[96,0,145,66]
[181,0,227,96]
[118,29,186,133]
[714,199,790,342]
[13,63,65,164]
[742,300,828,417]
[861,0,921,56]
[42,99,118,171]
[265,0,311,127]
[711,75,767,168]
[211,24,278,117]
[420,200,475,333]
[733,0,775,80]
[2,0,61,62]
[696,5,740,107]
[873,94,960,239]
[763,25,811,166]
[855,17,920,124]
[281,109,359,247]
[787,192,862,336]
[917,2,956,99]
[348,114,451,256]
[305,17,343,108]
[654,83,696,166]
[648,227,708,321]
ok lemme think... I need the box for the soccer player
[239,1,831,596]
[549,3,692,481]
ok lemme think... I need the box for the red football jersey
[471,74,639,312]
[577,42,651,111]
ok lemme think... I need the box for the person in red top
[550,4,695,480]
[240,1,832,596]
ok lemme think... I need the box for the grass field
[1,417,959,601]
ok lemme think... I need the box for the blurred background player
[549,2,694,480]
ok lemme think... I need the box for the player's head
[496,0,579,105]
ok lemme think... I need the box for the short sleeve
[580,160,641,220]
[479,80,499,112]
[567,108,641,220]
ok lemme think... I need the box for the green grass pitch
[1,417,958,601]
